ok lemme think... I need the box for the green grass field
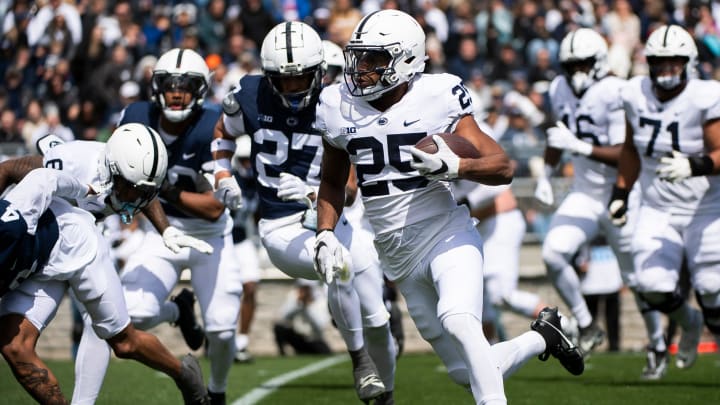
[1,351,718,404]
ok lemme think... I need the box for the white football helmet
[151,48,211,122]
[344,10,427,101]
[644,25,698,90]
[102,123,169,223]
[260,21,325,112]
[558,28,609,95]
[322,40,345,85]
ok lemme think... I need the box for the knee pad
[364,324,390,345]
[695,291,720,335]
[639,292,684,314]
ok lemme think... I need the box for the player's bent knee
[639,292,684,314]
[206,329,235,346]
[541,244,572,274]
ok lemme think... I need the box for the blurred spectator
[603,0,641,59]
[239,0,278,49]
[418,0,449,44]
[142,6,174,56]
[89,43,134,118]
[27,0,82,50]
[1,0,32,56]
[171,2,198,48]
[475,0,514,58]
[273,279,332,356]
[3,67,29,118]
[445,0,477,60]
[198,0,227,54]
[525,14,559,67]
[485,43,524,84]
[447,36,483,82]
[133,55,158,102]
[31,103,74,148]
[526,47,559,85]
[0,109,23,143]
[20,100,45,151]
[328,0,363,46]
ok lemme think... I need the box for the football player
[610,25,714,372]
[108,48,243,405]
[0,123,214,402]
[533,28,667,377]
[0,163,208,402]
[315,10,583,404]
[211,22,396,403]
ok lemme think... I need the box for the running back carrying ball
[414,133,480,158]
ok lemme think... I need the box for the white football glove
[656,150,692,183]
[277,172,314,202]
[162,226,214,254]
[410,135,461,180]
[313,230,351,284]
[534,175,554,206]
[607,186,629,227]
[547,121,593,156]
[214,176,243,209]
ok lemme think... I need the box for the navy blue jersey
[119,101,221,219]
[229,75,324,220]
[0,200,59,296]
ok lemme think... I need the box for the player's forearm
[459,153,513,185]
[587,144,623,167]
[616,144,640,189]
[0,156,43,194]
[169,191,225,221]
[316,185,343,232]
[211,118,237,180]
[141,198,170,233]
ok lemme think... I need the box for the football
[414,133,481,158]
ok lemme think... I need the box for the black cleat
[350,348,385,403]
[641,346,668,380]
[531,307,585,376]
[209,390,226,405]
[174,354,210,405]
[172,288,205,351]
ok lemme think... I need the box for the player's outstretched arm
[211,116,243,209]
[0,155,43,195]
[455,115,514,185]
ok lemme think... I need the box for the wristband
[316,228,334,236]
[210,138,236,153]
[689,155,714,176]
[610,185,629,202]
[213,158,232,174]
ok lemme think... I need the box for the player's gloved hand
[277,172,314,202]
[547,121,593,156]
[655,150,714,183]
[313,230,351,284]
[410,135,460,180]
[214,176,243,209]
[607,186,629,227]
[162,226,214,255]
[534,175,554,206]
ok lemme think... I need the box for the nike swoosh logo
[403,119,420,127]
[182,153,196,160]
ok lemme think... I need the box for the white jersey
[42,141,114,217]
[4,169,98,280]
[622,77,720,215]
[549,75,626,199]
[317,73,472,235]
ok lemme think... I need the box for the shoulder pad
[222,91,240,116]
[35,133,65,156]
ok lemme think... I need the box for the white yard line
[231,354,347,405]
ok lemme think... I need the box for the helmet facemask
[344,45,419,101]
[647,56,690,91]
[151,72,208,122]
[266,64,323,112]
[561,56,601,96]
[107,173,160,224]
